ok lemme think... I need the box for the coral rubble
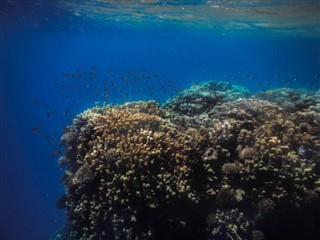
[53,81,320,240]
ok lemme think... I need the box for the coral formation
[54,81,320,240]
[163,81,250,116]
[254,88,320,113]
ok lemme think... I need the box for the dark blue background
[1,2,319,239]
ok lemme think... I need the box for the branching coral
[54,82,320,240]
[163,81,250,116]
[59,101,210,239]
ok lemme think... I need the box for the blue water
[1,1,320,239]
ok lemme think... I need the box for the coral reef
[254,88,320,113]
[163,81,250,116]
[54,81,320,240]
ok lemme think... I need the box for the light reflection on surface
[57,0,320,35]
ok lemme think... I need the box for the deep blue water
[1,1,320,240]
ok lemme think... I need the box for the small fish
[32,127,39,134]
[64,110,72,115]
[51,148,62,157]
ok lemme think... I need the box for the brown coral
[59,101,209,239]
[55,83,320,240]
